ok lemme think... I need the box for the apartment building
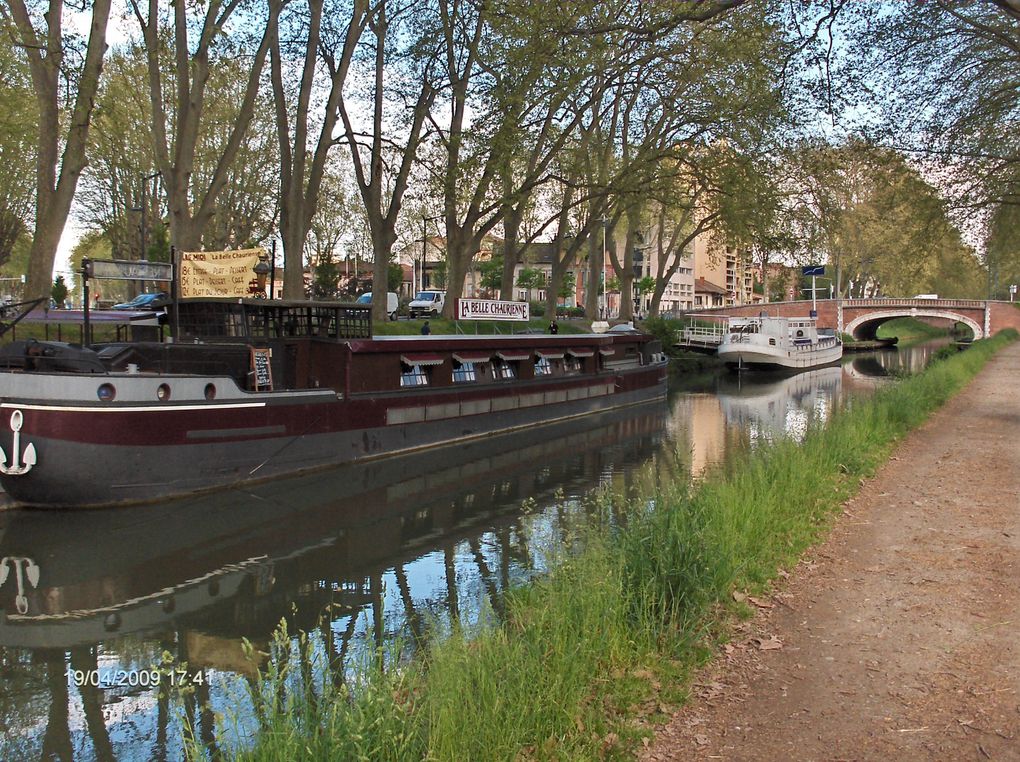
[632,230,696,316]
[693,236,755,307]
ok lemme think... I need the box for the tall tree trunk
[340,1,435,322]
[274,0,369,299]
[131,0,276,255]
[7,0,113,298]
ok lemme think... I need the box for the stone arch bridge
[694,298,1020,340]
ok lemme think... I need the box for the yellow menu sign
[179,248,265,298]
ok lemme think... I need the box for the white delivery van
[408,290,445,318]
[355,292,399,320]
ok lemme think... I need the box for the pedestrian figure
[549,319,559,334]
[421,320,431,335]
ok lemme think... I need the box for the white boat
[717,315,842,370]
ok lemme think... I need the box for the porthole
[157,383,171,401]
[796,329,804,337]
[204,383,217,400]
[97,383,116,402]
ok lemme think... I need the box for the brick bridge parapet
[688,299,1020,340]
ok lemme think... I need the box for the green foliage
[0,36,35,270]
[311,261,342,299]
[146,224,171,263]
[67,232,112,296]
[641,315,683,353]
[478,254,504,291]
[985,204,1020,300]
[51,276,68,305]
[860,3,1020,210]
[388,263,404,292]
[790,139,986,298]
[875,318,950,341]
[432,260,447,289]
[515,267,544,290]
[558,271,576,300]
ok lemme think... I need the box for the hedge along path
[641,335,1020,761]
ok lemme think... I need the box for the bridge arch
[844,309,983,340]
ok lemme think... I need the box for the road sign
[801,265,825,277]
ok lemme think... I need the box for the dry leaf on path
[755,635,783,651]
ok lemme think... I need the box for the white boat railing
[676,319,730,347]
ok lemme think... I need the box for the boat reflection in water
[0,402,665,760]
[714,366,844,445]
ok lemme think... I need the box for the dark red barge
[0,299,667,507]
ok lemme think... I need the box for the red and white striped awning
[453,351,493,363]
[598,347,616,356]
[535,349,565,359]
[566,348,595,357]
[401,353,445,366]
[496,350,530,361]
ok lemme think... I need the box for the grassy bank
[876,316,957,341]
[213,329,1017,761]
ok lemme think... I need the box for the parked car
[113,292,171,310]
[408,290,445,318]
[355,291,400,321]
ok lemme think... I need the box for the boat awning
[566,348,595,358]
[535,349,565,359]
[496,350,530,361]
[401,353,445,366]
[598,347,616,356]
[453,351,493,363]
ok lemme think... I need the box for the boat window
[400,363,430,387]
[492,358,517,380]
[453,360,477,383]
[535,356,552,376]
[564,356,581,374]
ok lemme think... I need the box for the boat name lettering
[456,299,530,321]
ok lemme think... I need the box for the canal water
[0,342,948,760]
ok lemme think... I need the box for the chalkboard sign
[250,347,273,390]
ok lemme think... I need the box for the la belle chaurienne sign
[455,299,529,321]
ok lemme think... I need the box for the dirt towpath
[643,341,1020,761]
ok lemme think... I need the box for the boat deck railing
[174,299,372,341]
[677,323,727,348]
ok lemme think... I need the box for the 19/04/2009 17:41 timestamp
[66,667,205,689]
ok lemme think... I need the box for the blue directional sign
[802,265,825,276]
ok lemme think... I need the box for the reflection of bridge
[695,298,1020,340]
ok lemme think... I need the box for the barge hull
[0,372,665,507]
